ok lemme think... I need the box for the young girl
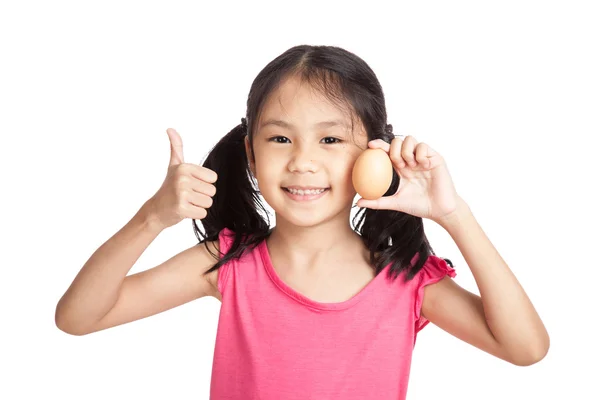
[55,45,549,399]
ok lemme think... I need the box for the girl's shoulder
[204,227,260,301]
[417,254,456,282]
[201,229,230,301]
[206,267,221,301]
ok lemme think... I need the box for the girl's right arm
[55,128,220,335]
[54,201,219,336]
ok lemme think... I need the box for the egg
[352,148,393,200]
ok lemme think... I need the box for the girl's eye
[269,136,290,144]
[268,136,342,144]
[322,137,342,144]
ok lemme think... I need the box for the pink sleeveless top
[209,228,456,399]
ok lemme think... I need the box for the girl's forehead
[263,77,347,115]
[259,80,357,131]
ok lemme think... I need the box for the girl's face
[245,75,369,228]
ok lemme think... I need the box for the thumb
[355,196,399,211]
[166,128,184,166]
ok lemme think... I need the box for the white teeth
[287,188,326,195]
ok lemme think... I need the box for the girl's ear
[244,135,257,177]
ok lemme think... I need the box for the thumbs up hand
[145,128,218,230]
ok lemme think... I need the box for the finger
[356,195,397,210]
[401,135,418,167]
[367,139,390,152]
[415,142,432,169]
[191,179,217,197]
[167,128,184,166]
[182,203,208,220]
[188,191,214,209]
[389,137,405,169]
[189,164,218,183]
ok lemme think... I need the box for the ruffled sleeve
[414,255,457,333]
[216,228,235,296]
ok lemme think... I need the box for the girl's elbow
[55,304,89,336]
[511,337,550,366]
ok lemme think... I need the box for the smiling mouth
[281,187,331,201]
[283,187,330,195]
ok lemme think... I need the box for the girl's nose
[288,148,319,173]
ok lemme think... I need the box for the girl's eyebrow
[259,118,349,130]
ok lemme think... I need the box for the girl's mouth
[282,187,330,202]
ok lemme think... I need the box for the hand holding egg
[353,135,462,224]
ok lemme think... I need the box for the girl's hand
[145,128,218,230]
[355,136,461,224]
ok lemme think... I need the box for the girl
[55,45,549,399]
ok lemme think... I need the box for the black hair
[193,44,453,283]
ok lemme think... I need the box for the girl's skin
[55,71,548,367]
[245,76,374,286]
[242,74,549,366]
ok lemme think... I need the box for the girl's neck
[266,217,367,274]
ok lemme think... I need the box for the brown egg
[352,148,393,200]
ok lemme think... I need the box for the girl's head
[196,45,444,282]
[246,74,372,228]
[242,45,396,229]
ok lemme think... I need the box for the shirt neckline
[258,238,390,311]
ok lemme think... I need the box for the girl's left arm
[421,198,550,366]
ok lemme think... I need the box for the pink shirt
[210,228,456,399]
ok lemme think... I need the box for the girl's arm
[55,201,218,335]
[421,199,550,366]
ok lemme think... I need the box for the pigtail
[353,138,453,282]
[353,176,432,282]
[193,118,271,274]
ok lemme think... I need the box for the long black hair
[194,45,453,283]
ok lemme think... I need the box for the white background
[1,0,598,399]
